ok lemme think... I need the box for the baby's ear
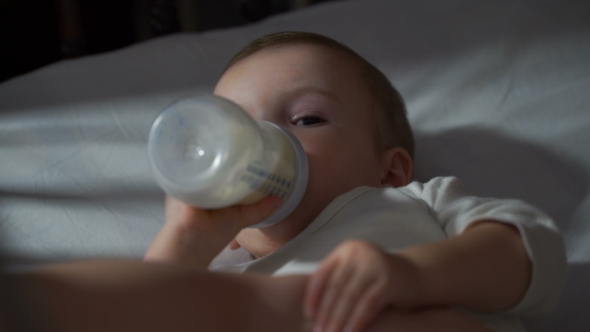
[380,147,413,188]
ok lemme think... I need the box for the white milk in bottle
[147,94,308,228]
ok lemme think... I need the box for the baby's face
[214,43,387,256]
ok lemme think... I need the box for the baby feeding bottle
[147,94,308,228]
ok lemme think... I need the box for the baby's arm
[304,220,529,332]
[401,221,531,310]
[144,195,282,267]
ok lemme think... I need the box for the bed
[1,0,589,330]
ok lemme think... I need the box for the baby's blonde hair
[224,31,414,160]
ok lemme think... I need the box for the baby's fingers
[209,196,282,229]
[314,264,355,331]
[322,273,375,332]
[342,282,386,332]
[304,257,338,320]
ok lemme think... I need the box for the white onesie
[210,177,566,331]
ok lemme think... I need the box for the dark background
[0,0,337,83]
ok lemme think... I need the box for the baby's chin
[236,185,352,257]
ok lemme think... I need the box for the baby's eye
[292,115,325,126]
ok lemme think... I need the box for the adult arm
[1,259,488,332]
[2,260,306,332]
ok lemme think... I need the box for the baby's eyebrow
[286,86,338,102]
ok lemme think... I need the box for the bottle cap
[148,95,263,208]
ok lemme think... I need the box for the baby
[6,31,562,332]
[143,32,566,332]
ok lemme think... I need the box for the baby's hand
[163,194,282,237]
[144,195,282,266]
[303,240,423,332]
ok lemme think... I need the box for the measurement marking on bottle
[241,164,294,198]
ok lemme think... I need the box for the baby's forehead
[231,42,360,73]
[217,41,374,112]
[253,45,364,89]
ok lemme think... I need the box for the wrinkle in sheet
[59,204,92,254]
[76,107,87,141]
[89,134,117,185]
[28,127,116,182]
[180,40,214,67]
[108,101,136,143]
[496,70,517,112]
[0,204,15,234]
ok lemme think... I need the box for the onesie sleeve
[401,176,567,315]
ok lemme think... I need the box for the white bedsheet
[1,0,589,330]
